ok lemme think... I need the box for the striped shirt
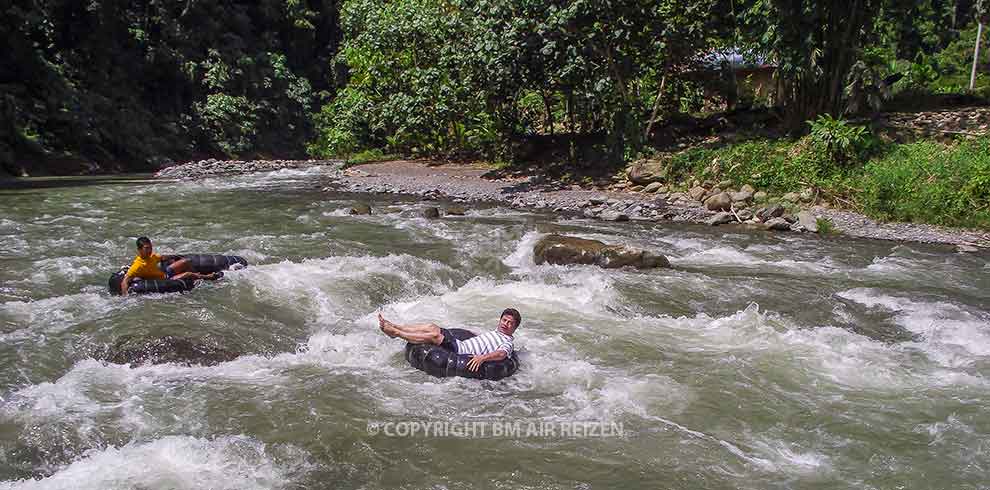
[456,330,514,356]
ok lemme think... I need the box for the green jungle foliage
[1,0,341,175]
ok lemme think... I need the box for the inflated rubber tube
[108,269,194,295]
[405,328,520,381]
[107,254,248,295]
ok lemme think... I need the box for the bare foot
[378,313,399,338]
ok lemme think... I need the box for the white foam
[0,435,312,490]
[838,288,990,367]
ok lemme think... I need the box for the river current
[0,166,988,489]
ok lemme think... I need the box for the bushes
[858,138,990,228]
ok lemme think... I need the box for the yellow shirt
[126,253,166,280]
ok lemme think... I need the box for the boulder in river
[600,211,629,222]
[421,207,441,219]
[756,204,785,221]
[764,218,791,231]
[445,206,466,216]
[349,203,372,215]
[100,336,241,367]
[533,234,670,269]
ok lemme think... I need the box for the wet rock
[783,214,797,224]
[707,212,735,226]
[421,207,441,219]
[764,218,791,231]
[101,336,240,367]
[796,211,819,232]
[349,203,372,215]
[601,211,630,222]
[444,206,466,216]
[704,192,732,211]
[627,158,669,184]
[533,234,670,269]
[736,209,754,221]
[957,243,980,253]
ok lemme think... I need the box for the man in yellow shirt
[120,237,219,295]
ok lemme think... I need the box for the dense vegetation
[3,0,989,228]
[2,0,341,175]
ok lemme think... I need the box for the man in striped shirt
[378,308,520,372]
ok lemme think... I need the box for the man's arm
[120,273,132,296]
[466,350,508,372]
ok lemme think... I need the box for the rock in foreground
[533,234,669,269]
[100,336,241,367]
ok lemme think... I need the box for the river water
[0,167,988,489]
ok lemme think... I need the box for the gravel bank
[157,158,990,249]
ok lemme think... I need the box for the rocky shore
[157,158,989,249]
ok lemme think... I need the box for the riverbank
[154,158,990,249]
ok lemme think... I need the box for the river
[0,166,988,489]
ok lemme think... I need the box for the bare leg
[378,314,443,345]
[171,271,219,281]
[167,258,193,274]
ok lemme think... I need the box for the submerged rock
[349,203,372,215]
[533,234,670,269]
[100,336,241,367]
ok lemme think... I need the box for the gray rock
[704,192,732,211]
[783,192,801,203]
[643,182,664,193]
[627,159,671,184]
[796,211,818,232]
[445,206,466,216]
[957,243,980,253]
[741,184,756,195]
[601,211,630,222]
[730,190,754,203]
[764,218,791,231]
[753,191,768,203]
[757,203,785,221]
[533,234,670,269]
[736,209,754,221]
[707,212,735,226]
[421,207,441,219]
[782,214,797,224]
[688,186,708,201]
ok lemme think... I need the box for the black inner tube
[405,328,520,381]
[107,254,248,295]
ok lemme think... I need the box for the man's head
[498,308,522,335]
[136,237,153,258]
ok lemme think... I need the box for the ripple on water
[0,435,313,490]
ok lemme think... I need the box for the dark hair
[501,308,522,328]
[136,237,152,248]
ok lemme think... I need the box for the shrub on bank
[858,138,990,228]
[664,134,990,230]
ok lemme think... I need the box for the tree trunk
[643,75,667,141]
